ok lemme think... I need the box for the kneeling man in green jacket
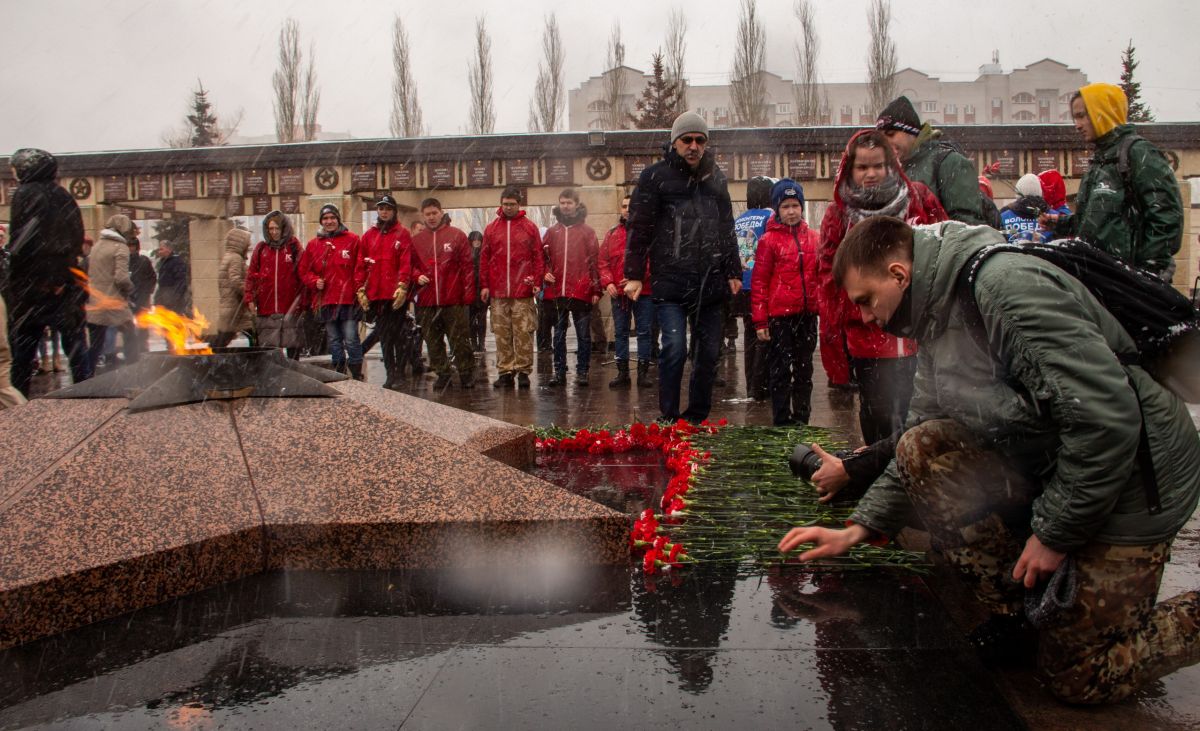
[779,216,1200,705]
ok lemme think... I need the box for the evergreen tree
[153,217,191,261]
[1120,40,1155,122]
[186,81,220,147]
[630,53,681,130]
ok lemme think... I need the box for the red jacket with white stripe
[299,228,361,307]
[410,219,475,307]
[480,209,544,299]
[598,220,652,297]
[750,215,819,328]
[357,220,413,301]
[541,206,600,303]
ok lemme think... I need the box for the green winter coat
[1052,124,1183,277]
[849,221,1200,552]
[903,125,985,226]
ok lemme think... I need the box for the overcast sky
[3,0,1198,154]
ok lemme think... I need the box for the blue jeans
[325,317,362,368]
[552,298,591,375]
[656,300,723,423]
[612,296,656,364]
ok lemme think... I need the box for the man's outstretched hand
[778,524,871,561]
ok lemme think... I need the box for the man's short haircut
[1069,91,1082,105]
[832,216,914,286]
[500,185,523,204]
[847,130,902,173]
[558,187,580,203]
[419,197,442,211]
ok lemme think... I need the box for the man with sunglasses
[624,112,742,423]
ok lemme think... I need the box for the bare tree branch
[867,0,898,116]
[389,16,424,138]
[531,14,565,132]
[602,23,627,129]
[300,42,320,141]
[468,16,496,135]
[792,0,823,125]
[272,19,301,143]
[664,8,689,114]
[730,0,767,127]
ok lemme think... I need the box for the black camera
[789,443,858,482]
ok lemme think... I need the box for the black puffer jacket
[5,149,85,312]
[624,148,740,306]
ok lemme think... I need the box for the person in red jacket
[541,188,600,386]
[410,198,476,389]
[299,204,364,379]
[818,129,946,445]
[752,179,821,426]
[245,210,304,359]
[599,192,656,389]
[356,195,413,389]
[481,185,544,389]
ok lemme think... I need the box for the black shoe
[493,372,515,388]
[516,372,531,389]
[968,613,1038,667]
[637,362,655,387]
[348,363,364,381]
[575,371,589,386]
[546,372,566,387]
[433,374,452,389]
[608,368,631,388]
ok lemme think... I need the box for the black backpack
[930,140,1003,231]
[956,238,1200,404]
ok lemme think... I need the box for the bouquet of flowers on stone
[534,420,926,577]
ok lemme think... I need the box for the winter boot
[575,371,590,386]
[460,373,475,389]
[348,362,364,381]
[608,361,631,389]
[433,373,452,389]
[546,371,567,387]
[516,372,531,389]
[493,372,515,388]
[637,361,654,387]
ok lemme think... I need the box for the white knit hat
[1015,173,1043,198]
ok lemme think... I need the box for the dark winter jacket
[5,149,85,316]
[1000,195,1049,243]
[129,249,157,312]
[903,125,985,225]
[357,218,413,301]
[1051,124,1182,276]
[849,222,1200,551]
[480,208,544,299]
[542,205,601,303]
[750,215,819,328]
[410,216,474,307]
[598,218,652,297]
[818,129,946,361]
[245,212,304,316]
[154,253,190,314]
[624,149,741,305]
[300,228,361,308]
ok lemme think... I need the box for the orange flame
[136,307,213,355]
[71,267,131,315]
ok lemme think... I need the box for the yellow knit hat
[1078,83,1128,138]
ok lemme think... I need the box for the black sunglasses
[678,135,707,146]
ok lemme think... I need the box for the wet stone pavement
[7,329,1200,730]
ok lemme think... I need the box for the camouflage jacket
[1052,124,1182,276]
[850,221,1200,552]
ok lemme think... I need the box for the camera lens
[788,444,824,481]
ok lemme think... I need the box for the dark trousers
[469,302,488,351]
[10,299,90,395]
[370,301,408,379]
[417,304,474,378]
[767,313,818,425]
[851,355,918,444]
[86,322,139,372]
[536,297,555,352]
[731,290,767,398]
[551,298,591,375]
[611,295,655,364]
[657,300,723,423]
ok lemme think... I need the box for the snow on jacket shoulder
[481,209,543,299]
[410,220,474,307]
[750,215,819,328]
[542,206,600,302]
[358,221,413,301]
[300,229,360,307]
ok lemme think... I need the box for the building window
[587,100,609,112]
[776,102,790,115]
[1013,110,1036,121]
[1012,92,1035,104]
[944,103,957,114]
[923,101,937,113]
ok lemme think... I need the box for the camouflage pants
[491,297,537,375]
[896,419,1200,704]
[416,305,474,379]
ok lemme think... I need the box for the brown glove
[356,287,370,311]
[391,284,408,310]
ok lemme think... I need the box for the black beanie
[319,204,342,224]
[876,96,921,136]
